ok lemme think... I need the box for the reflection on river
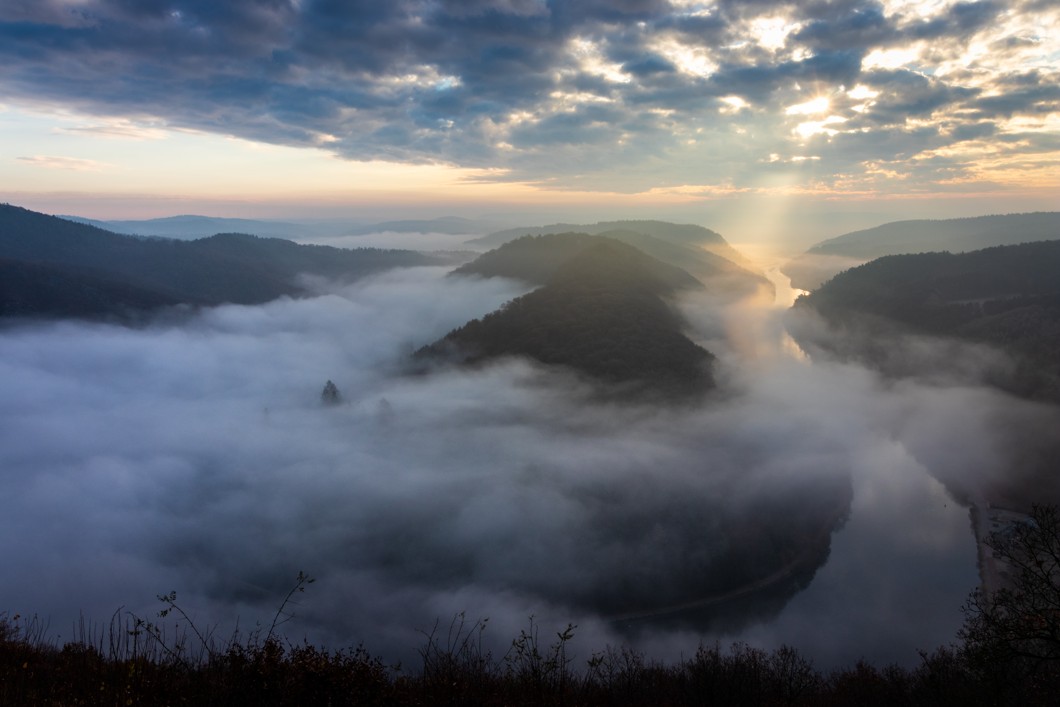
[766,265,810,309]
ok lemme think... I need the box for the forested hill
[470,219,760,273]
[419,240,714,397]
[0,257,185,320]
[456,231,769,298]
[794,239,1060,403]
[808,213,1060,259]
[453,233,701,290]
[0,203,436,321]
[783,212,1060,290]
[60,214,314,240]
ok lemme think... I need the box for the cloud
[59,119,169,140]
[17,155,111,171]
[794,5,896,51]
[3,268,1057,670]
[622,54,678,76]
[0,0,1056,193]
[969,79,1060,120]
[907,1,1004,41]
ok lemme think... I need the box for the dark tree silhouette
[960,505,1060,698]
[320,380,341,406]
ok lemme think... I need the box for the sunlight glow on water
[766,266,809,309]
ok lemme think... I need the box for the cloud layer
[2,0,1057,194]
[3,268,1054,668]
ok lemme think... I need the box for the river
[692,263,982,667]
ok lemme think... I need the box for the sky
[1,0,1058,245]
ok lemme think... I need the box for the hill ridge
[782,212,1060,291]
[419,236,714,397]
[0,203,436,321]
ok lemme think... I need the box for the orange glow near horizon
[2,103,1057,226]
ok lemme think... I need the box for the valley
[3,205,1055,671]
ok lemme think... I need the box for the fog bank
[1,265,1049,668]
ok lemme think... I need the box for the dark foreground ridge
[5,505,1060,705]
[0,203,439,322]
[419,238,715,397]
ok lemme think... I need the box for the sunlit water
[765,265,809,309]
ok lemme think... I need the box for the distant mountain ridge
[59,214,328,240]
[59,214,505,241]
[808,213,1060,258]
[452,233,703,291]
[0,203,437,321]
[466,224,770,298]
[418,237,714,397]
[470,219,760,272]
[346,216,504,236]
[783,212,1060,290]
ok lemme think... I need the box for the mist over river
[0,263,1026,669]
[4,0,1058,682]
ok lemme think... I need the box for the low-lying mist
[2,263,1053,668]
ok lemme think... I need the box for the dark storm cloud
[711,50,864,102]
[969,79,1060,119]
[907,1,1004,41]
[789,0,1003,47]
[859,69,980,123]
[794,5,896,51]
[950,121,998,141]
[0,0,1055,190]
[654,11,728,41]
[622,54,678,76]
[546,0,672,28]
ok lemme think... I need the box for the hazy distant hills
[0,203,437,321]
[472,219,760,270]
[419,238,714,396]
[452,233,702,290]
[474,219,726,248]
[783,213,1060,290]
[467,223,770,298]
[346,216,504,236]
[793,239,1060,403]
[59,214,329,240]
[59,214,504,241]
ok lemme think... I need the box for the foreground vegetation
[5,506,1060,705]
[0,616,1053,706]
